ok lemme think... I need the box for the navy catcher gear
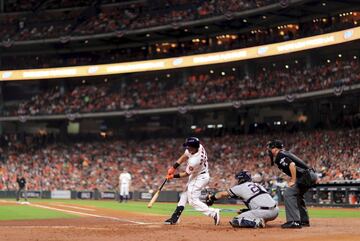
[235,170,252,184]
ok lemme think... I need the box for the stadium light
[191,125,197,130]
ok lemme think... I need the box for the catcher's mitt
[205,194,216,206]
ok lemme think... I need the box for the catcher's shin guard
[164,206,184,225]
[229,218,258,228]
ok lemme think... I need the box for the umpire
[266,140,317,229]
[16,174,28,202]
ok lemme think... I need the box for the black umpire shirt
[17,177,26,189]
[274,150,310,178]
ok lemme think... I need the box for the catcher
[206,170,279,228]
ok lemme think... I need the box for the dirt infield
[0,202,360,241]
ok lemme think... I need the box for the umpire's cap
[183,137,200,148]
[266,139,284,149]
[235,170,252,184]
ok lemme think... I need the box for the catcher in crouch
[206,170,279,228]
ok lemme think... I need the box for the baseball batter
[119,168,131,202]
[164,137,220,225]
[206,170,279,228]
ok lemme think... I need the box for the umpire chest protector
[274,150,316,187]
[274,150,310,177]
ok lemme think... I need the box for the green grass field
[0,199,359,221]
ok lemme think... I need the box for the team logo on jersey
[279,158,287,166]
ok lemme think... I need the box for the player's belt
[200,171,207,174]
[260,204,277,210]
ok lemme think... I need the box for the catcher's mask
[266,139,284,166]
[235,170,252,184]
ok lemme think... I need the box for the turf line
[1,200,157,225]
[51,203,96,211]
[30,203,151,225]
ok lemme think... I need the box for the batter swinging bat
[147,178,167,208]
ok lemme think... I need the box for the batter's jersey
[184,144,208,178]
[119,172,131,185]
[227,181,276,209]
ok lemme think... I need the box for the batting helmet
[183,137,200,148]
[266,139,284,149]
[235,170,252,184]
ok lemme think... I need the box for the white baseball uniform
[228,181,279,225]
[119,172,131,197]
[177,144,219,219]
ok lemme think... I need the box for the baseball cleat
[281,221,302,229]
[300,221,310,227]
[164,218,180,225]
[213,209,220,225]
[257,218,266,228]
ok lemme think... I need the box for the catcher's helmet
[266,139,284,149]
[235,170,252,184]
[183,137,200,148]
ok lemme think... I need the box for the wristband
[173,162,180,169]
[173,174,181,178]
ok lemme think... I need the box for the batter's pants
[177,173,218,218]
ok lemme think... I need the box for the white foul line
[0,200,161,225]
[51,203,96,211]
[29,203,150,225]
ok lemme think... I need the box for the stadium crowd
[8,57,360,116]
[0,0,276,42]
[1,12,358,70]
[0,129,359,192]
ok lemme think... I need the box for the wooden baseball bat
[147,178,167,208]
